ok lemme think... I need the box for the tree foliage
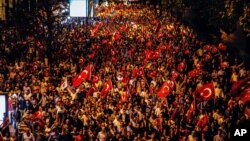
[163,0,250,37]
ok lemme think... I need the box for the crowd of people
[0,2,250,141]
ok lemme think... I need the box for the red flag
[72,65,92,87]
[132,68,144,78]
[157,82,171,98]
[86,87,94,98]
[196,114,209,129]
[177,62,186,72]
[240,89,250,104]
[231,77,250,95]
[186,101,195,121]
[156,22,161,33]
[188,69,198,78]
[101,79,113,97]
[171,71,179,80]
[170,107,179,120]
[32,110,43,120]
[196,82,215,101]
[152,50,160,59]
[145,50,153,59]
[92,75,99,83]
[114,32,121,40]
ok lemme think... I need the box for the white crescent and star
[201,88,212,99]
[105,83,110,91]
[162,85,170,93]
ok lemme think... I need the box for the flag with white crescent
[196,114,209,129]
[195,82,215,101]
[157,82,171,98]
[72,65,92,88]
[101,79,113,97]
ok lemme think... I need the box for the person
[97,125,107,141]
[0,113,10,137]
[0,1,250,141]
[22,128,35,141]
[0,132,3,141]
[213,129,224,141]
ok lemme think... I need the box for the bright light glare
[70,0,88,17]
[0,95,6,125]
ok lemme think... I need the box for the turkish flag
[152,50,160,59]
[145,50,153,59]
[32,110,43,120]
[170,107,179,120]
[86,87,94,98]
[186,101,195,121]
[132,68,144,78]
[157,82,171,98]
[231,77,250,95]
[114,32,121,40]
[240,89,250,104]
[101,79,113,97]
[177,62,186,72]
[195,82,215,101]
[72,65,92,88]
[171,71,179,80]
[92,75,99,83]
[188,69,198,78]
[244,107,250,119]
[196,114,209,129]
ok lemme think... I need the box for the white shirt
[23,132,35,141]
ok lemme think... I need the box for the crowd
[0,2,250,141]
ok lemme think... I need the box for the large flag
[72,65,92,88]
[101,79,113,97]
[231,77,250,95]
[195,82,215,101]
[240,89,250,104]
[157,82,171,98]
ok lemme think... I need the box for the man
[0,113,10,137]
[213,129,224,141]
[22,128,35,141]
[97,124,107,141]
